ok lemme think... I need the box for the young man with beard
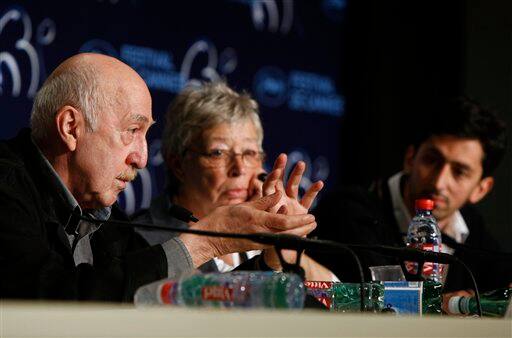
[312,97,510,297]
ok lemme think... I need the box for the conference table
[1,301,511,337]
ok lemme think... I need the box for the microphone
[347,243,455,264]
[398,231,512,261]
[441,233,512,261]
[80,215,358,255]
[81,214,470,267]
[79,215,481,315]
[257,172,268,182]
[79,216,463,268]
[79,215,368,311]
[168,204,199,223]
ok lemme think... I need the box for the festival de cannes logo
[251,0,294,35]
[253,66,345,117]
[0,5,56,98]
[253,66,288,108]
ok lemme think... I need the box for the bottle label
[405,243,443,278]
[304,281,333,309]
[201,285,234,302]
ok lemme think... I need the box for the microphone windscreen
[168,204,198,223]
[257,172,267,182]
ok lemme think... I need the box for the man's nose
[433,164,451,191]
[126,138,148,169]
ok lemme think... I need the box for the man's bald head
[30,53,148,142]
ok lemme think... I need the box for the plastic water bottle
[406,199,443,283]
[134,271,305,309]
[448,287,512,317]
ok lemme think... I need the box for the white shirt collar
[444,211,470,244]
[213,250,261,273]
[387,172,470,247]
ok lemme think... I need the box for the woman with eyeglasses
[133,81,337,280]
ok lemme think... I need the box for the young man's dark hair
[310,95,511,296]
[412,96,507,177]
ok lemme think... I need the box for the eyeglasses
[186,148,265,168]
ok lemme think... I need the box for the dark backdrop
[1,0,510,248]
[0,0,345,214]
[339,0,512,249]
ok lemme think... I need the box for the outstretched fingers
[262,169,281,196]
[301,180,324,210]
[262,154,287,195]
[285,161,305,199]
[248,174,263,201]
[273,153,287,181]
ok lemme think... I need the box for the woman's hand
[247,172,264,201]
[262,153,324,216]
[260,153,325,273]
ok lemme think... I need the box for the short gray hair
[162,81,264,161]
[30,62,107,141]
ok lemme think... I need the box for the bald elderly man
[0,54,316,301]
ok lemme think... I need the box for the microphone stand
[80,216,481,315]
[81,216,368,312]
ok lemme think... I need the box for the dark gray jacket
[0,129,168,301]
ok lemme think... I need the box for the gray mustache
[117,169,137,182]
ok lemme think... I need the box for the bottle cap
[448,296,463,314]
[158,281,178,305]
[415,199,434,210]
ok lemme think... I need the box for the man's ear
[55,105,84,152]
[468,176,494,204]
[167,154,185,182]
[403,145,416,174]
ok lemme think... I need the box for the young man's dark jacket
[0,129,168,301]
[310,178,511,292]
